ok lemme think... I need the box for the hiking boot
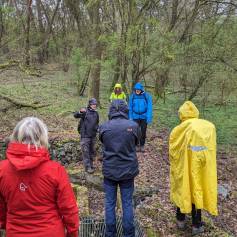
[86,168,94,174]
[136,146,141,152]
[140,146,145,153]
[192,225,204,236]
[177,220,186,231]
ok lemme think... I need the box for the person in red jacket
[0,117,79,237]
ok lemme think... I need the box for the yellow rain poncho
[169,101,218,215]
[110,83,126,101]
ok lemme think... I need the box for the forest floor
[0,65,236,236]
[72,129,237,237]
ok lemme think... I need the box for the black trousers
[176,204,202,227]
[134,119,147,146]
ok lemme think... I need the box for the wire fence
[79,216,145,237]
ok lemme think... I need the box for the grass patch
[153,95,237,147]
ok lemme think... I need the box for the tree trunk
[179,0,200,43]
[25,0,32,66]
[36,0,45,63]
[110,51,122,91]
[131,33,141,87]
[180,71,188,100]
[0,1,4,47]
[64,0,81,34]
[79,66,91,96]
[154,69,169,99]
[169,0,179,31]
[89,42,102,105]
[38,0,61,63]
[88,1,102,105]
[188,74,207,100]
[188,67,212,100]
[129,0,142,87]
[121,27,129,92]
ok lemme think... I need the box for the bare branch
[205,0,237,8]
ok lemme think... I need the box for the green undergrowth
[154,95,237,147]
[0,69,236,149]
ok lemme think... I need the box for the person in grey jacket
[74,98,99,173]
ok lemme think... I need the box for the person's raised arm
[73,108,86,119]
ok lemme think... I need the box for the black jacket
[74,108,99,138]
[99,103,140,181]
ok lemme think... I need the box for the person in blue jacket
[129,82,152,152]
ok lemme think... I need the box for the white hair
[11,117,49,148]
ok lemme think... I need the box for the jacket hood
[133,82,144,91]
[179,101,199,122]
[114,83,122,89]
[6,142,50,171]
[109,99,128,119]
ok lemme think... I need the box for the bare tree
[0,0,4,47]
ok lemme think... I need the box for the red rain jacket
[0,142,79,237]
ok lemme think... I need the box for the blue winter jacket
[129,83,153,124]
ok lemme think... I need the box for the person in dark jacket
[74,98,99,173]
[129,82,152,152]
[99,99,140,237]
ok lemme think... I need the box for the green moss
[146,228,160,237]
[72,184,89,216]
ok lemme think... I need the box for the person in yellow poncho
[110,83,127,102]
[169,101,217,236]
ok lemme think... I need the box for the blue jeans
[104,178,135,237]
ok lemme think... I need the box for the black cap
[89,98,97,105]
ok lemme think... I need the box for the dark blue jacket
[129,82,153,124]
[99,100,139,181]
[74,108,99,138]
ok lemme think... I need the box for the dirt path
[81,129,236,237]
[134,130,237,236]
